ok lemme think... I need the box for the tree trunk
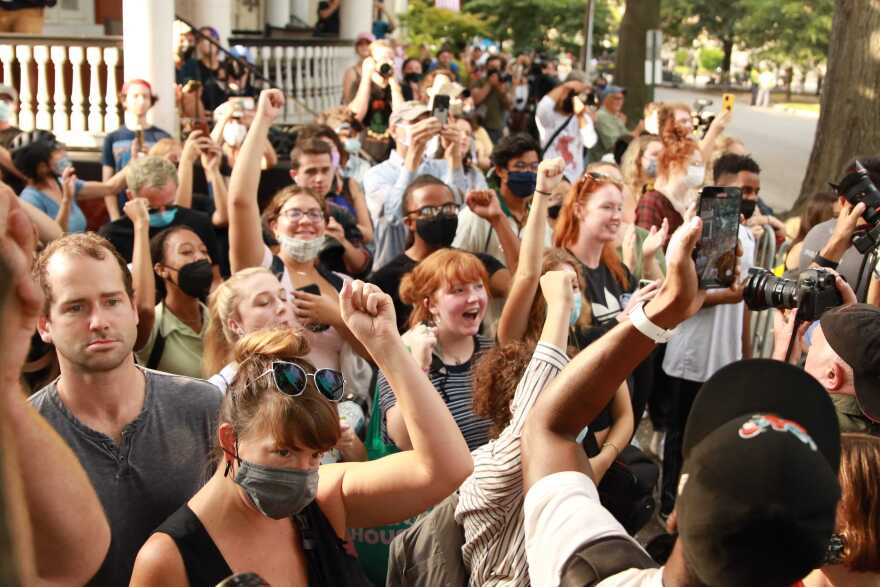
[721,37,734,85]
[785,65,794,102]
[614,0,661,125]
[797,0,880,210]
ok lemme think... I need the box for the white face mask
[644,111,659,135]
[280,235,325,263]
[223,121,248,147]
[685,164,705,189]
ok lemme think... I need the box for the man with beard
[369,175,511,331]
[29,232,222,586]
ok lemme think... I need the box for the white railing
[0,34,123,147]
[230,38,357,124]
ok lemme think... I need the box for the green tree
[698,47,724,72]
[399,0,489,52]
[614,0,660,124]
[464,0,616,55]
[661,0,748,82]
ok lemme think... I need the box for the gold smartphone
[722,93,735,112]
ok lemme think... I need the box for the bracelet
[534,189,552,196]
[602,441,620,458]
[629,301,677,344]
[813,254,839,269]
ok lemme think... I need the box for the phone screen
[432,94,450,126]
[693,187,742,289]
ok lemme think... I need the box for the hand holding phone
[693,187,743,289]
[432,94,450,127]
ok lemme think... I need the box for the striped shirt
[378,335,493,452]
[454,342,569,586]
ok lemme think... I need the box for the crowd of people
[0,28,879,587]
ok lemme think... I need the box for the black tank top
[156,503,373,587]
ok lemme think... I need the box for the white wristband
[629,301,677,344]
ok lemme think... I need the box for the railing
[0,34,123,147]
[228,36,357,123]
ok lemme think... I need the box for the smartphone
[639,279,654,289]
[432,94,450,126]
[693,186,743,289]
[722,93,735,112]
[193,119,210,135]
[297,283,321,296]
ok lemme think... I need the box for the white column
[266,0,291,28]
[33,46,51,130]
[191,0,232,46]
[50,46,68,133]
[15,46,34,131]
[86,47,103,133]
[292,0,310,25]
[340,0,373,40]
[0,46,13,127]
[123,0,176,135]
[103,47,120,132]
[69,47,86,132]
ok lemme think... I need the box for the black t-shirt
[98,206,223,272]
[315,1,341,34]
[368,248,505,332]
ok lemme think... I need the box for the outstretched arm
[498,158,564,344]
[319,281,473,531]
[124,198,156,351]
[522,216,705,491]
[228,89,285,272]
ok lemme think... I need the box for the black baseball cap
[676,360,842,587]
[820,303,880,423]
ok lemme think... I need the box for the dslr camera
[836,160,880,253]
[743,267,843,322]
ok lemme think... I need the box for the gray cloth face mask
[234,458,319,519]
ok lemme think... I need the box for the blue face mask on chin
[148,207,178,228]
[570,292,582,326]
[506,171,537,198]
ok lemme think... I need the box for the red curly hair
[657,103,699,178]
[553,173,630,290]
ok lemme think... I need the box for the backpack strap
[541,114,575,156]
[146,306,167,370]
[560,535,658,587]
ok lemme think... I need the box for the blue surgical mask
[0,100,11,123]
[343,137,361,154]
[506,171,537,198]
[52,155,72,176]
[570,292,582,326]
[148,207,178,228]
[645,159,658,178]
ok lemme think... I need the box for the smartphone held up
[693,187,742,289]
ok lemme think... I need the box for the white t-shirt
[662,225,756,383]
[536,95,598,182]
[524,471,662,587]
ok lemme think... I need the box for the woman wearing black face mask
[369,175,511,331]
[129,198,215,377]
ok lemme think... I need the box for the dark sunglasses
[252,360,345,402]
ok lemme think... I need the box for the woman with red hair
[635,104,706,246]
[555,172,659,345]
[377,248,493,451]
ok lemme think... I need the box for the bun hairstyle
[657,103,698,178]
[219,328,340,457]
[399,249,489,329]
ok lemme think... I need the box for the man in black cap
[520,215,841,587]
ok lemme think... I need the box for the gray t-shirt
[29,368,222,586]
[798,218,868,297]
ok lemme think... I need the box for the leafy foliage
[399,0,490,52]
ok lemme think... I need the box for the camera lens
[379,63,393,77]
[743,269,799,311]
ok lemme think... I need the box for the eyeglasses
[407,203,460,219]
[252,360,345,402]
[279,208,325,223]
[510,162,540,172]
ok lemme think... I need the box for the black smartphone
[297,283,321,296]
[693,186,743,289]
[432,94,450,126]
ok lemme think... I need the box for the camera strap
[541,114,574,156]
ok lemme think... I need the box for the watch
[629,302,677,343]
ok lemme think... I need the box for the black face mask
[171,259,213,299]
[740,199,757,220]
[415,214,458,247]
[548,204,562,219]
[404,72,422,84]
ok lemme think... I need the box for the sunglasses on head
[252,360,345,402]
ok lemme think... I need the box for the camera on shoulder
[743,267,843,322]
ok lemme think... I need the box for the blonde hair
[216,328,339,462]
[125,155,178,194]
[204,267,276,377]
[620,134,660,201]
[148,138,182,160]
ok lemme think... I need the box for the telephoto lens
[742,268,799,311]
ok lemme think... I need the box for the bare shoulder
[129,532,189,587]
